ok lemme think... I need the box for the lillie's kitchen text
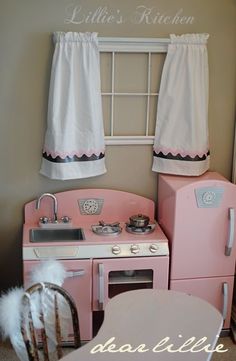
[65,5,195,25]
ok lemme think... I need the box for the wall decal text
[64,4,195,25]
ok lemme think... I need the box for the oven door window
[108,269,153,298]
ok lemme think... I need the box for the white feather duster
[0,287,28,361]
[0,259,72,360]
[30,258,67,286]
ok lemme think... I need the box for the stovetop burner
[92,220,156,236]
[125,223,156,235]
[91,221,122,236]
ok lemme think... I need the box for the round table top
[61,289,224,361]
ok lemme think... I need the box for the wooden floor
[211,336,236,361]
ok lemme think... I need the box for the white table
[61,289,224,361]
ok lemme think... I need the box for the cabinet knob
[39,216,49,224]
[112,245,121,255]
[149,244,159,253]
[130,244,140,254]
[60,216,71,223]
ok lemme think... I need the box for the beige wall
[0,0,236,291]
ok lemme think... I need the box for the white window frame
[98,37,169,145]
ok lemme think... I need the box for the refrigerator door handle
[98,263,105,310]
[225,207,235,256]
[221,282,228,321]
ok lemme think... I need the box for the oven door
[92,256,169,311]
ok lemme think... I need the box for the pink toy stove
[22,189,169,341]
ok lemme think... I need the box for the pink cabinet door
[92,256,169,311]
[170,276,234,329]
[23,259,93,341]
[170,185,236,279]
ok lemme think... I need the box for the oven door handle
[66,269,85,278]
[98,263,105,310]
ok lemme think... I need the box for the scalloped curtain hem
[153,147,209,159]
[43,147,105,159]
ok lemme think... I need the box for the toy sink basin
[30,228,85,243]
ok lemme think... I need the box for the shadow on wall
[0,32,53,294]
[0,227,23,293]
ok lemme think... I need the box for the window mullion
[102,92,158,96]
[110,52,115,136]
[145,52,151,136]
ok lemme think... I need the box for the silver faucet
[36,193,58,223]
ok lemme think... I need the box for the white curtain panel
[152,33,210,176]
[40,32,106,180]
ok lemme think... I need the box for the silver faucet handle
[60,216,71,223]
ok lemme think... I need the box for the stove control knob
[112,245,121,255]
[130,244,140,254]
[149,244,159,253]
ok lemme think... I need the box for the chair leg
[39,291,49,361]
[54,294,63,359]
[21,294,40,361]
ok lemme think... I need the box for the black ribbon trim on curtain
[42,152,105,163]
[153,150,210,162]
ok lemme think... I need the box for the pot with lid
[129,214,150,228]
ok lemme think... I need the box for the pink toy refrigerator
[158,171,236,329]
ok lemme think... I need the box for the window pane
[115,53,147,93]
[150,53,166,93]
[113,96,147,136]
[102,96,111,136]
[148,96,158,136]
[100,48,166,142]
[100,52,112,93]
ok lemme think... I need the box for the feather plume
[0,287,28,361]
[0,287,24,339]
[30,258,67,286]
[0,260,72,360]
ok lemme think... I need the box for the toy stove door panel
[92,256,169,311]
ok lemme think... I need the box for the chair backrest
[20,282,81,361]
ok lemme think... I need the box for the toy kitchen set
[22,172,236,341]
